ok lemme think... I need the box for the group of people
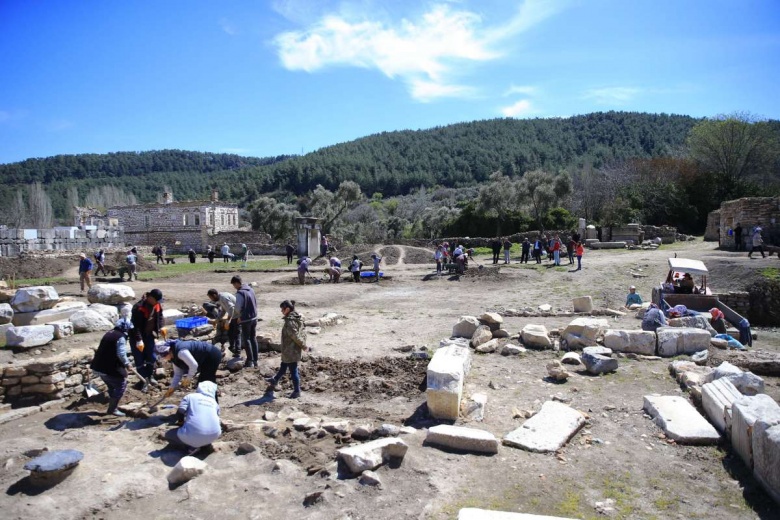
[728,222,769,258]
[90,276,309,453]
[296,253,382,284]
[78,247,138,293]
[433,243,471,274]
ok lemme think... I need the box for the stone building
[717,197,780,249]
[108,190,241,252]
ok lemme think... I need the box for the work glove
[223,322,230,331]
[164,387,175,398]
[160,328,168,340]
[180,377,192,390]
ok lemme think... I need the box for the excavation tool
[148,387,175,413]
[83,367,99,398]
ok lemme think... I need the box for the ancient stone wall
[0,351,96,405]
[717,291,751,318]
[719,197,780,249]
[639,225,677,244]
[0,227,125,257]
[704,210,720,242]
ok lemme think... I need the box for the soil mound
[0,255,74,281]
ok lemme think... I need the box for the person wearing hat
[625,286,643,309]
[90,318,134,416]
[163,380,221,452]
[130,289,164,387]
[78,253,94,294]
[156,338,222,392]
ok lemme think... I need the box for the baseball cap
[629,285,636,290]
[148,289,163,302]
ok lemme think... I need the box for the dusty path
[1,240,779,519]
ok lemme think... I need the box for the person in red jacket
[130,289,164,388]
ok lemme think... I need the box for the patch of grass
[602,472,638,518]
[136,258,287,281]
[553,489,587,518]
[760,267,780,282]
[16,277,69,286]
[653,496,677,511]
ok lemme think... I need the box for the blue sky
[1,0,779,164]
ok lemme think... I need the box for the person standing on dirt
[320,236,329,257]
[371,253,382,282]
[126,248,138,281]
[749,223,766,259]
[203,288,240,355]
[567,236,576,265]
[574,242,585,271]
[551,234,562,266]
[156,339,222,390]
[232,275,259,368]
[163,381,221,453]
[533,236,543,264]
[434,246,444,275]
[221,242,230,263]
[130,288,164,388]
[349,255,363,282]
[519,238,530,264]
[188,248,196,263]
[502,237,512,264]
[285,242,295,264]
[490,238,502,265]
[207,245,215,263]
[94,249,107,276]
[90,318,135,416]
[265,300,307,399]
[297,257,311,285]
[78,253,93,294]
[155,245,164,264]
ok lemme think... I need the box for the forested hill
[254,112,698,197]
[0,112,698,219]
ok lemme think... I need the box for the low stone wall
[0,349,96,405]
[639,225,677,244]
[0,227,125,257]
[717,291,750,318]
[719,197,780,249]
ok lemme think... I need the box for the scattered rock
[692,350,709,366]
[643,395,720,444]
[351,424,373,441]
[561,352,582,365]
[70,309,114,333]
[503,401,586,453]
[500,344,526,356]
[237,442,258,455]
[521,324,552,349]
[24,449,82,486]
[460,393,487,421]
[303,490,326,507]
[5,325,55,348]
[376,424,401,437]
[470,325,493,348]
[358,470,383,487]
[475,339,500,354]
[572,296,593,313]
[337,438,408,474]
[10,286,59,313]
[226,357,245,372]
[426,424,499,454]
[582,346,618,374]
[546,361,571,382]
[167,456,208,485]
[452,316,480,338]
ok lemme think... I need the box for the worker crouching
[156,339,223,397]
[163,381,222,453]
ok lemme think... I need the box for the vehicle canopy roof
[667,258,708,276]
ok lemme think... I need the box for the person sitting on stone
[709,307,729,335]
[625,285,643,309]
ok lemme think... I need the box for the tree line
[0,112,778,240]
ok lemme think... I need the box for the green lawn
[135,257,289,281]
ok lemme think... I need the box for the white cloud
[503,84,537,97]
[501,99,534,117]
[273,1,568,101]
[219,18,237,36]
[583,87,642,105]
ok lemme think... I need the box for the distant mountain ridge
[0,111,700,221]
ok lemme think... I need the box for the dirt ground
[1,240,780,520]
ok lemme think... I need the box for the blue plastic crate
[175,316,208,329]
[360,271,384,278]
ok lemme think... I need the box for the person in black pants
[156,340,222,399]
[285,243,295,264]
[520,238,530,263]
[130,289,164,389]
[734,223,743,251]
[490,238,502,265]
[232,275,259,368]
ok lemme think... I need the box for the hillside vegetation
[1,111,778,239]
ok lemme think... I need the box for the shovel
[83,368,100,398]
